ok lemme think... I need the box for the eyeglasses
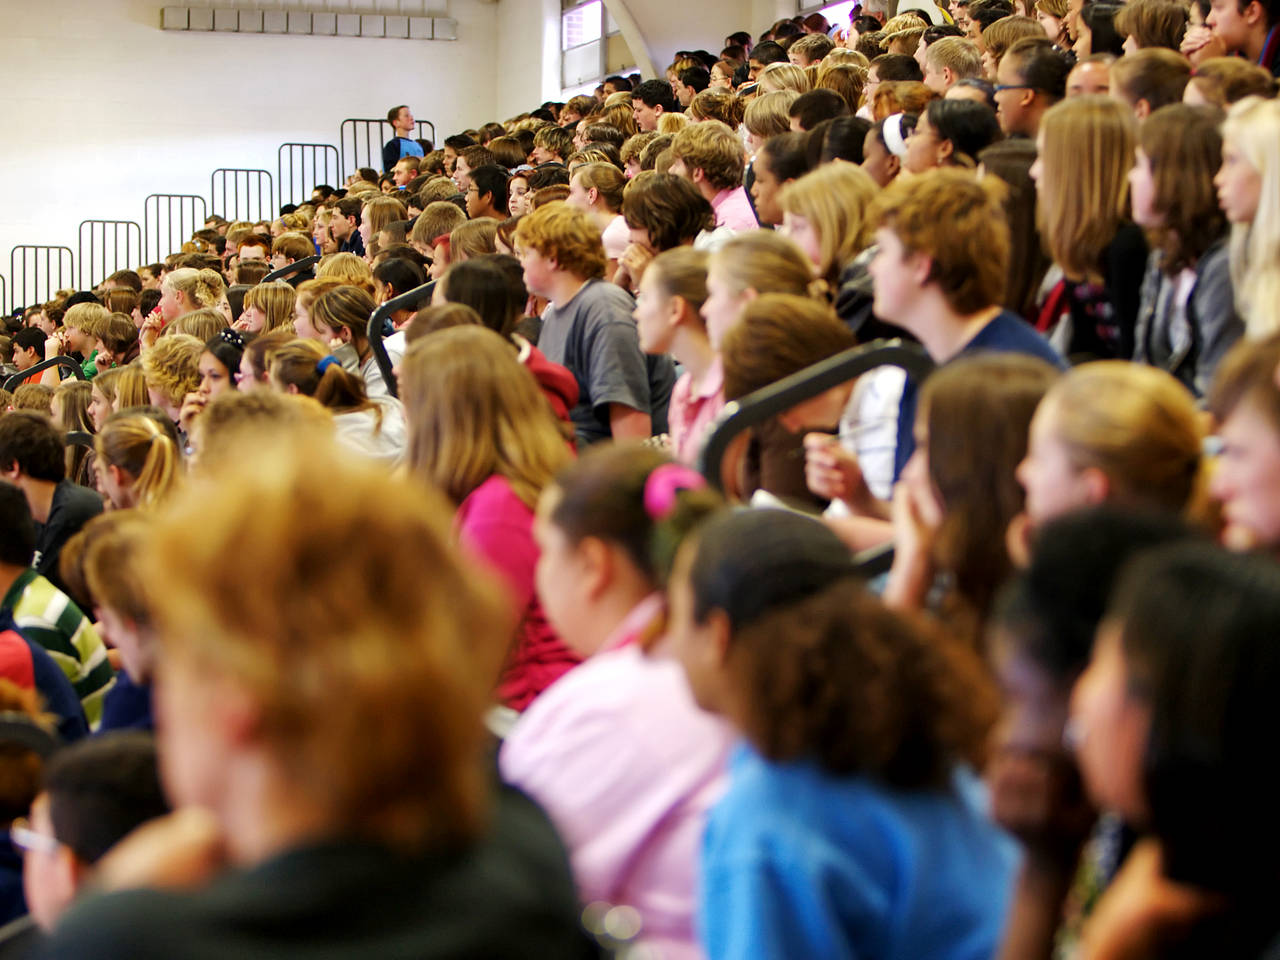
[993,84,1036,93]
[10,818,60,856]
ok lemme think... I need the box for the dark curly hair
[687,509,999,788]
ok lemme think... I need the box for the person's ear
[741,286,760,305]
[943,66,956,86]
[587,187,600,206]
[706,607,733,668]
[907,250,934,286]
[654,104,665,117]
[285,383,300,396]
[577,536,613,601]
[107,463,128,491]
[937,138,955,164]
[1020,88,1036,109]
[1080,465,1111,505]
[886,155,901,179]
[1133,97,1151,121]
[1247,0,1266,23]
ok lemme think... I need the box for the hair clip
[316,355,339,374]
[219,328,245,349]
[643,463,706,521]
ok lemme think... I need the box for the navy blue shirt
[893,311,1065,480]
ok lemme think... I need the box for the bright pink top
[711,186,759,233]
[668,356,726,466]
[455,475,581,711]
[499,594,733,960]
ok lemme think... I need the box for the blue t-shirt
[893,311,1065,479]
[701,744,1018,960]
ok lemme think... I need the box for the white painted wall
[0,0,500,307]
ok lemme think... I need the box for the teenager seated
[38,432,598,959]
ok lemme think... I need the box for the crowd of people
[0,0,1279,956]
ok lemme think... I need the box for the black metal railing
[9,246,74,311]
[78,220,143,291]
[366,279,435,398]
[3,356,86,391]
[143,194,208,263]
[262,255,320,283]
[340,118,436,176]
[278,143,341,207]
[211,168,274,222]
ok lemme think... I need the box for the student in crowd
[0,410,102,596]
[668,122,757,233]
[234,280,296,334]
[778,161,879,295]
[904,98,1003,174]
[0,468,113,729]
[1070,543,1280,956]
[140,333,203,428]
[399,327,580,711]
[93,410,182,512]
[268,339,405,465]
[1031,95,1147,361]
[178,330,246,435]
[1109,47,1192,119]
[303,285,392,399]
[861,112,916,187]
[988,508,1196,960]
[51,380,94,487]
[12,732,170,949]
[515,202,674,444]
[668,508,1017,960]
[615,173,717,291]
[501,445,731,960]
[632,78,681,131]
[1207,333,1280,553]
[923,36,985,93]
[93,313,141,370]
[981,15,1047,77]
[992,37,1071,137]
[465,165,511,221]
[1129,104,1242,395]
[235,330,292,393]
[1218,96,1280,338]
[1182,55,1275,106]
[40,434,596,959]
[633,248,720,464]
[329,197,366,257]
[1180,0,1280,73]
[566,162,629,268]
[1015,362,1205,559]
[152,268,225,330]
[748,132,810,228]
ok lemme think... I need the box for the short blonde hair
[63,302,110,338]
[758,62,812,94]
[745,90,802,138]
[449,219,498,262]
[670,120,745,191]
[779,163,879,286]
[138,431,509,849]
[141,332,203,406]
[514,202,607,280]
[165,307,227,342]
[926,37,984,81]
[315,252,375,295]
[688,90,746,128]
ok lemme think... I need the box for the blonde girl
[93,410,181,510]
[778,163,879,289]
[1016,361,1205,540]
[758,61,812,94]
[359,196,408,252]
[399,326,578,710]
[141,333,203,425]
[52,379,95,485]
[1031,95,1147,360]
[1218,96,1280,339]
[235,280,296,334]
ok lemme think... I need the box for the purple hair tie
[643,463,706,520]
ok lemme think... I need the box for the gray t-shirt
[539,279,674,445]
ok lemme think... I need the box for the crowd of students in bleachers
[0,1,1279,955]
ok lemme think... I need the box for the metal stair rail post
[9,246,74,311]
[4,356,86,391]
[262,255,321,284]
[210,169,275,223]
[341,118,437,177]
[143,194,208,263]
[277,143,341,207]
[78,220,143,291]
[366,279,436,399]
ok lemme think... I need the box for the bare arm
[609,404,652,441]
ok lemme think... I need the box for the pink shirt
[711,186,759,233]
[456,475,581,711]
[602,214,630,261]
[668,356,726,466]
[500,595,732,960]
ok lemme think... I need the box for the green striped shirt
[1,568,115,729]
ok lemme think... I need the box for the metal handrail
[65,431,95,450]
[697,339,934,491]
[262,255,320,283]
[366,279,436,399]
[3,356,85,391]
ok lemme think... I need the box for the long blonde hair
[710,231,824,299]
[1222,96,1280,338]
[1037,96,1134,283]
[95,412,181,509]
[243,281,297,333]
[1042,361,1205,516]
[758,62,812,94]
[779,163,879,286]
[399,326,571,508]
